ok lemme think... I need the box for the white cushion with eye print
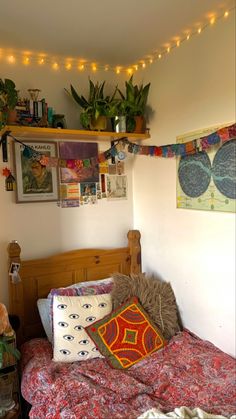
[53,294,112,362]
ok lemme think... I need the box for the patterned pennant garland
[3,123,235,170]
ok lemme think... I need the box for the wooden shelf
[1,125,150,142]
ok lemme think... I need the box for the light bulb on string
[52,62,59,70]
[65,62,72,70]
[7,55,15,64]
[23,56,30,65]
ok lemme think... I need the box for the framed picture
[14,140,59,203]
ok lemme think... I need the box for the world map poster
[176,123,236,213]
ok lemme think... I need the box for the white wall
[133,13,235,356]
[0,64,133,306]
[1,13,235,357]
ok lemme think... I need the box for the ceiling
[1,0,235,69]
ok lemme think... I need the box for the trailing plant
[0,78,18,129]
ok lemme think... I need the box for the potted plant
[0,303,20,369]
[105,94,128,133]
[65,79,116,131]
[118,75,150,133]
[0,336,21,369]
[0,78,18,129]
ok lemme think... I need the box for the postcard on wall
[108,161,125,175]
[99,161,109,174]
[80,182,96,196]
[117,161,124,175]
[60,199,80,208]
[60,183,80,200]
[14,141,59,203]
[59,142,99,183]
[100,174,107,198]
[106,175,128,200]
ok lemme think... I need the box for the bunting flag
[3,122,236,169]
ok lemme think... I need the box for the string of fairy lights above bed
[0,7,234,75]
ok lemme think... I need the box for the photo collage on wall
[58,142,127,208]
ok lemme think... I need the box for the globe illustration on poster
[177,126,236,213]
[212,139,236,200]
[178,152,211,198]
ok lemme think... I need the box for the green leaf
[80,111,91,129]
[89,79,95,102]
[5,78,16,90]
[70,85,88,109]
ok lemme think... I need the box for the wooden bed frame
[7,230,141,344]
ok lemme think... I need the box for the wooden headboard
[7,230,141,344]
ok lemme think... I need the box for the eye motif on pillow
[53,294,112,362]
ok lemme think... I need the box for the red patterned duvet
[20,330,236,419]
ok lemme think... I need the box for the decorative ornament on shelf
[28,89,41,101]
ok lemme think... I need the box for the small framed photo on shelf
[9,262,20,276]
[14,140,59,203]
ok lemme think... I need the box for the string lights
[0,7,234,75]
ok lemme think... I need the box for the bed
[7,230,236,419]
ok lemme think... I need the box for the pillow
[86,296,166,369]
[111,273,181,340]
[53,294,112,362]
[68,277,113,289]
[48,277,113,298]
[47,278,114,341]
[37,299,53,343]
[75,278,113,296]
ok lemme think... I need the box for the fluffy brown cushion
[111,273,181,340]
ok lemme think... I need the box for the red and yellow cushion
[86,296,166,369]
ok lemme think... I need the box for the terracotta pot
[7,109,18,124]
[133,115,146,133]
[90,116,107,131]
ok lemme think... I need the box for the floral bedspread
[20,330,236,419]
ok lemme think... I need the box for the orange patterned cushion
[86,296,166,369]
